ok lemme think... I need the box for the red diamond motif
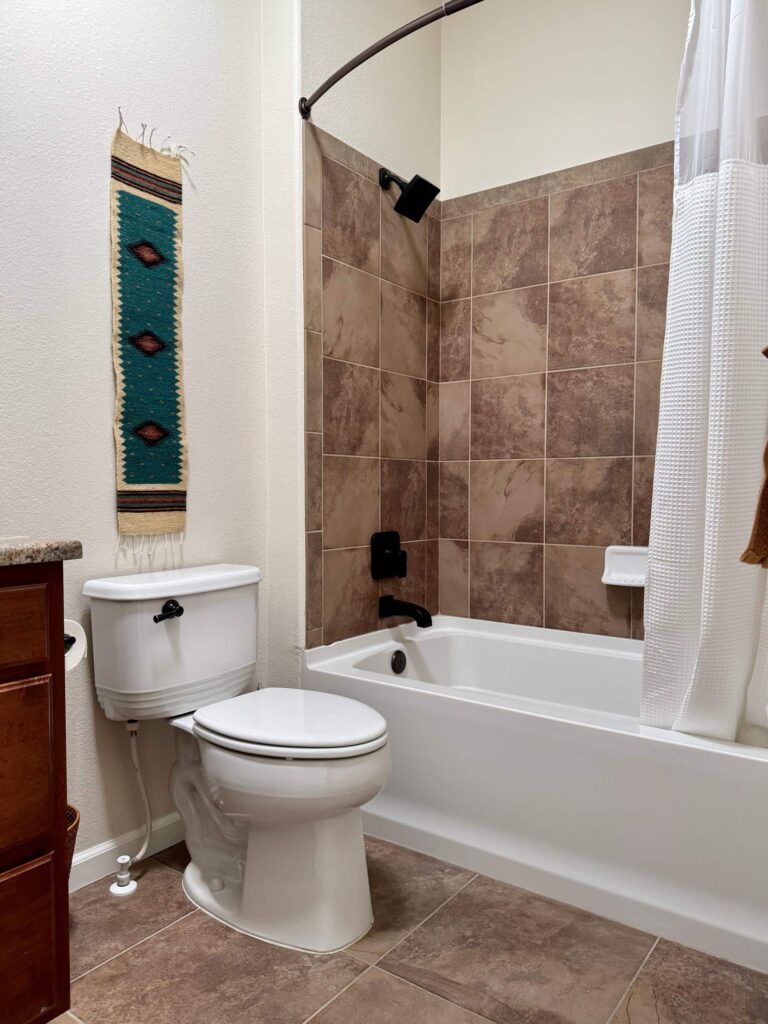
[130,331,166,356]
[128,240,165,267]
[133,421,169,446]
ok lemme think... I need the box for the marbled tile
[469,460,544,542]
[469,542,543,626]
[440,182,512,221]
[152,841,190,874]
[471,374,546,460]
[303,225,322,333]
[439,539,469,616]
[305,331,323,433]
[426,539,439,609]
[636,264,669,361]
[306,627,324,649]
[312,967,489,1024]
[549,174,637,281]
[69,860,192,979]
[427,300,440,381]
[546,457,632,546]
[635,360,662,456]
[323,358,379,456]
[381,282,427,378]
[545,544,631,637]
[547,364,634,457]
[613,939,768,1024]
[548,270,635,370]
[426,381,439,460]
[631,587,645,641]
[305,432,322,531]
[323,547,379,644]
[381,187,428,295]
[633,456,655,546]
[381,874,653,1024]
[439,381,470,460]
[439,462,469,539]
[381,459,426,541]
[306,531,322,632]
[427,216,441,301]
[381,541,427,610]
[323,455,379,548]
[638,164,673,267]
[323,258,379,366]
[322,157,380,275]
[71,910,364,1024]
[440,299,471,381]
[350,836,475,963]
[440,216,472,300]
[427,461,440,538]
[472,197,548,295]
[471,285,547,378]
[312,124,370,177]
[303,122,322,229]
[381,372,426,459]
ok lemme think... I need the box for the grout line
[466,213,474,615]
[373,964,500,1024]
[605,937,660,1024]
[543,193,551,627]
[370,872,479,969]
[301,965,376,1023]
[70,908,200,984]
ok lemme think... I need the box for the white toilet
[83,564,390,953]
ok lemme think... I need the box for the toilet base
[181,809,374,953]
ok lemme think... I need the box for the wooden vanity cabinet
[0,561,70,1023]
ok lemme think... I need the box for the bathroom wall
[1,0,304,854]
[301,0,441,184]
[440,0,689,197]
[303,124,441,646]
[435,144,672,638]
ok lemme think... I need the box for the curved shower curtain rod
[299,0,486,120]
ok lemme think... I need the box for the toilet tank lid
[83,563,262,600]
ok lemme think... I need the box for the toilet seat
[192,687,388,760]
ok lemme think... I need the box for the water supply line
[109,720,153,896]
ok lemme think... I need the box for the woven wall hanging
[110,129,187,537]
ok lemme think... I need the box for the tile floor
[58,837,768,1024]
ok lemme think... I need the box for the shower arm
[299,0,486,121]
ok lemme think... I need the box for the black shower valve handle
[153,599,185,624]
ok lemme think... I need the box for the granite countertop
[0,539,83,567]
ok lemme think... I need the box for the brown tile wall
[435,145,672,639]
[304,126,671,645]
[303,124,441,647]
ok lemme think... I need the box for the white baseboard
[69,812,185,893]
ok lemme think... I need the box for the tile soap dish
[601,546,648,587]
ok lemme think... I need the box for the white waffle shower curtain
[642,0,768,742]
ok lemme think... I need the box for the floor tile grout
[300,873,479,1024]
[70,908,199,985]
[604,936,660,1024]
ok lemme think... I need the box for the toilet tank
[83,564,262,721]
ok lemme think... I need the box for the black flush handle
[153,599,184,623]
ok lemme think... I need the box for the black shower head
[379,167,440,223]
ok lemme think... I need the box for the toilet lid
[193,688,387,749]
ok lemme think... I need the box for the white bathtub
[304,616,768,972]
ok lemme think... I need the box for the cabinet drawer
[0,675,53,869]
[0,854,62,1024]
[0,584,49,670]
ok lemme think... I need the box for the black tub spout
[379,595,433,628]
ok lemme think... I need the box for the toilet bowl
[83,564,390,953]
[170,688,390,952]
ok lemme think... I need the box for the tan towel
[740,345,768,566]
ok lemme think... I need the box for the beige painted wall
[0,0,272,852]
[301,0,442,183]
[441,0,690,197]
